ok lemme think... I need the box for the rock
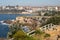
[3,20,13,24]
[0,38,6,40]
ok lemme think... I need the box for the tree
[44,13,49,16]
[44,34,50,38]
[13,30,36,40]
[46,16,60,25]
[36,11,41,16]
[8,21,24,38]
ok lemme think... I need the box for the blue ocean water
[0,14,36,21]
[0,14,37,38]
[0,24,9,38]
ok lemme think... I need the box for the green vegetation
[56,11,60,15]
[44,13,50,16]
[37,11,41,16]
[13,30,36,40]
[8,22,23,38]
[41,16,60,26]
[8,27,36,40]
[36,10,60,16]
[44,34,50,38]
[33,30,50,40]
[8,22,50,40]
[37,10,60,16]
[8,18,51,40]
[8,21,36,40]
[46,16,60,25]
[35,30,45,35]
[44,11,57,16]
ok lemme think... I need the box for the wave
[0,19,14,25]
[1,23,9,25]
[11,19,15,21]
[0,21,9,25]
[0,21,4,23]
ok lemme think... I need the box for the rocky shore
[3,20,13,24]
[0,20,15,25]
[0,38,6,40]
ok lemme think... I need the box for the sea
[0,13,38,38]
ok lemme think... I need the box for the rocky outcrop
[3,20,13,24]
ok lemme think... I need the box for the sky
[0,0,60,6]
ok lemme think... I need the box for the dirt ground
[45,25,60,40]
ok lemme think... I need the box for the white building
[17,6,24,10]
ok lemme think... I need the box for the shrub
[44,34,50,38]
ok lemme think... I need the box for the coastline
[0,19,14,25]
[0,38,7,40]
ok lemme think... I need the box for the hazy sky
[0,0,60,6]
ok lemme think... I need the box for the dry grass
[44,25,60,40]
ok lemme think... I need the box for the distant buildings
[47,6,58,11]
[0,6,60,14]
